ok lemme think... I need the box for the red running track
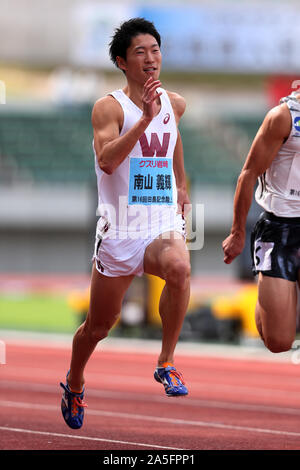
[1,334,300,451]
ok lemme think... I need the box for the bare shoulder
[91,95,123,129]
[166,91,186,123]
[262,102,291,138]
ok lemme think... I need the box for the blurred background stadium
[0,0,299,344]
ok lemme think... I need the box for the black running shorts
[251,211,300,282]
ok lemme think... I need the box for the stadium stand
[223,116,261,142]
[0,105,262,186]
[180,123,241,185]
[0,105,94,184]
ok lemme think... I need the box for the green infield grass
[0,293,80,333]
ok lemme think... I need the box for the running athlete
[60,18,191,429]
[223,90,300,355]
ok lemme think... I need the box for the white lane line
[1,399,300,440]
[1,380,300,417]
[0,426,183,450]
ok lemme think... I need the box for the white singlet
[255,92,300,217]
[92,88,186,277]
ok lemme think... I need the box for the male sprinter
[223,90,300,355]
[60,18,191,429]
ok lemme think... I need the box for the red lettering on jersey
[139,133,170,157]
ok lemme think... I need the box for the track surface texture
[1,331,300,454]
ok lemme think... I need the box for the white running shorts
[92,213,186,277]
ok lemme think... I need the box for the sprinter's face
[117,34,162,84]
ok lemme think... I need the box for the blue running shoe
[154,362,188,397]
[60,373,87,429]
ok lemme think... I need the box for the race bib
[253,239,274,271]
[128,157,173,205]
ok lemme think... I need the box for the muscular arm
[222,103,291,264]
[92,77,162,175]
[92,97,151,174]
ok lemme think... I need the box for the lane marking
[2,399,300,440]
[0,424,183,450]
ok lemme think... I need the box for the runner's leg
[144,232,190,366]
[67,264,134,391]
[255,273,297,353]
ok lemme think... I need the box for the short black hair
[109,17,161,68]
